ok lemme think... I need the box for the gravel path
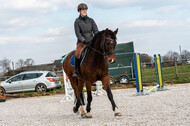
[0,84,190,126]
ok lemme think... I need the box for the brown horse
[62,28,122,118]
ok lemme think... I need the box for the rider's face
[80,9,87,16]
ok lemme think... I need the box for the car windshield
[46,72,57,77]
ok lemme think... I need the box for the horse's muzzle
[109,59,115,64]
[107,55,116,64]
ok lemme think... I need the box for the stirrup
[72,72,78,78]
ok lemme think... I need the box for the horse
[62,28,122,118]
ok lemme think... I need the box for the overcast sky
[0,0,190,65]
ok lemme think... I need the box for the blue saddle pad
[70,48,88,67]
[70,53,75,67]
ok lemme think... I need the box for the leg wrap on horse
[73,100,80,113]
[106,86,117,111]
[86,91,92,113]
[74,91,85,113]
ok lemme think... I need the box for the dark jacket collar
[79,15,88,20]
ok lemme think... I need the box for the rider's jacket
[74,15,99,44]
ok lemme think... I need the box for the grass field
[4,64,190,98]
[142,64,190,84]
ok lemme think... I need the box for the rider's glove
[82,40,88,44]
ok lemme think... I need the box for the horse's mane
[89,29,117,47]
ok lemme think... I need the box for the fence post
[174,59,178,78]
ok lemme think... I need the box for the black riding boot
[72,57,80,78]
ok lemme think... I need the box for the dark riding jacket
[74,15,99,44]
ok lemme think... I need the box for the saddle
[70,47,88,67]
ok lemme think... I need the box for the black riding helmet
[77,3,88,12]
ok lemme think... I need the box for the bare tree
[0,58,11,73]
[163,50,180,62]
[24,58,35,66]
[140,54,154,69]
[181,50,190,60]
[141,53,153,63]
[162,55,170,62]
[16,59,25,68]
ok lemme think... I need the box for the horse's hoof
[80,106,86,118]
[86,112,92,118]
[114,107,122,116]
[73,107,78,113]
[81,113,86,118]
[115,112,122,116]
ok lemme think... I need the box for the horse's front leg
[85,82,93,118]
[102,76,122,116]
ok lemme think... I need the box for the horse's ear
[105,28,109,36]
[114,28,118,35]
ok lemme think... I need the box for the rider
[72,3,99,77]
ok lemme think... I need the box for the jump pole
[133,53,144,95]
[60,70,74,102]
[0,80,6,102]
[154,54,165,91]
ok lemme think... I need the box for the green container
[108,42,135,84]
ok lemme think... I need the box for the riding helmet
[77,3,88,12]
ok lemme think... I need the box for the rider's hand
[83,40,88,44]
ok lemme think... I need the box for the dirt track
[0,84,190,126]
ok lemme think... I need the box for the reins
[86,44,105,56]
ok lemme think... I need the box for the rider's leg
[72,43,86,78]
[72,57,80,77]
[73,43,82,78]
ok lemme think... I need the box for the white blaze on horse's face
[111,59,115,64]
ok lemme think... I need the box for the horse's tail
[61,55,67,64]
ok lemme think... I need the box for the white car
[1,71,62,96]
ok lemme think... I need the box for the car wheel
[35,84,47,92]
[119,76,129,84]
[56,86,62,89]
[110,77,115,85]
[1,87,5,96]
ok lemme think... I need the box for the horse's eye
[106,42,111,45]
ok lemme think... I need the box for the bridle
[87,33,116,58]
[103,37,116,56]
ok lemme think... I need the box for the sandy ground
[0,84,190,126]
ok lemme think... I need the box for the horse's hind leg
[73,91,85,113]
[77,80,86,117]
[102,76,122,116]
[69,78,86,117]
